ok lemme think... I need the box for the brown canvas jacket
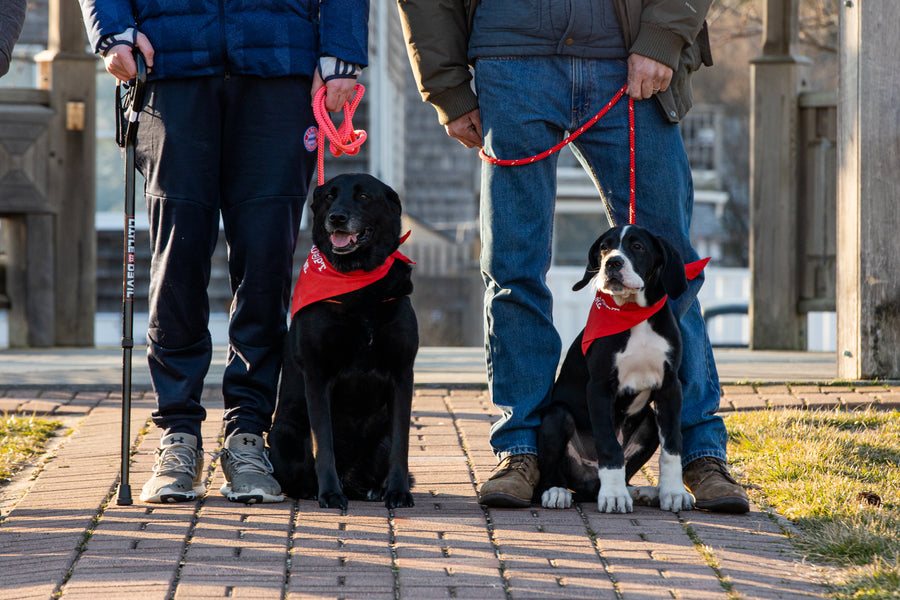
[397,0,713,125]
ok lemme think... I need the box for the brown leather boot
[479,454,539,508]
[683,456,750,513]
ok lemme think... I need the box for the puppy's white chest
[614,321,671,393]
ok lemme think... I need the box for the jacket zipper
[218,0,231,78]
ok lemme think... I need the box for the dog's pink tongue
[330,232,357,248]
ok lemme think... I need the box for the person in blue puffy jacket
[79,0,369,505]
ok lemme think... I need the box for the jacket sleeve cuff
[629,23,685,72]
[98,27,136,56]
[317,56,364,82]
[427,83,479,127]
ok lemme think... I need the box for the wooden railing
[796,90,837,314]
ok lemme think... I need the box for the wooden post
[0,88,56,347]
[837,0,900,378]
[748,0,810,350]
[34,0,97,346]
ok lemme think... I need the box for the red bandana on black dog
[581,258,710,354]
[291,232,414,317]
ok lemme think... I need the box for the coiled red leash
[479,83,637,224]
[312,83,367,186]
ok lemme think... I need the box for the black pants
[135,75,316,445]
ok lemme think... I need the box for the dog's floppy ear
[655,236,689,300]
[383,182,402,215]
[572,236,604,291]
[311,179,332,213]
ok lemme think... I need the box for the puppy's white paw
[659,485,694,512]
[629,485,660,507]
[597,467,632,513]
[597,490,633,513]
[542,487,573,509]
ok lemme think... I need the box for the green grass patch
[725,408,900,599]
[0,413,63,483]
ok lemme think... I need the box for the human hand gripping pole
[115,51,147,506]
[312,84,367,186]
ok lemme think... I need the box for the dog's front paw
[541,487,573,509]
[597,468,632,513]
[659,486,694,512]
[597,490,633,513]
[319,491,349,511]
[384,490,414,509]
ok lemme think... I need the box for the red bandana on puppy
[291,232,415,317]
[581,257,710,354]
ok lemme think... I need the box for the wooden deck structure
[750,0,899,379]
[0,0,95,347]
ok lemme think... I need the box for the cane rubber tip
[116,485,133,506]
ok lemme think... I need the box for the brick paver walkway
[4,381,897,599]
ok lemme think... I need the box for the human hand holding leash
[626,54,672,100]
[312,70,359,113]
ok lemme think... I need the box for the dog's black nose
[328,211,348,227]
[605,256,624,271]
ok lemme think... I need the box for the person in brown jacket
[399,0,749,513]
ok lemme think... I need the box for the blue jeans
[475,55,726,465]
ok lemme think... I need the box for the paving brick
[721,384,757,396]
[789,384,821,395]
[727,394,769,411]
[399,585,507,600]
[0,398,24,412]
[175,583,283,600]
[766,394,806,409]
[17,399,63,414]
[800,393,839,409]
[876,392,900,408]
[1,388,42,400]
[767,384,795,395]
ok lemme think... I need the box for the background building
[2,0,835,351]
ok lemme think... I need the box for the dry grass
[0,413,62,483]
[725,408,900,599]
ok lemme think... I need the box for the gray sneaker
[219,433,284,504]
[140,433,205,503]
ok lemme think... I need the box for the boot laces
[693,456,738,484]
[496,454,534,475]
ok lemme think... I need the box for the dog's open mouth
[329,228,371,255]
[603,277,626,292]
[602,274,642,294]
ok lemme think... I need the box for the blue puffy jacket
[79,0,369,80]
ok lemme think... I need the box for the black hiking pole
[115,52,147,506]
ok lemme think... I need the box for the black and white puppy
[537,225,695,513]
[269,173,418,511]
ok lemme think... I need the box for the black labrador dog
[268,173,418,510]
[537,225,696,513]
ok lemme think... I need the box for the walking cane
[115,52,147,506]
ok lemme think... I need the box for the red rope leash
[628,89,635,225]
[479,83,637,225]
[312,84,367,186]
